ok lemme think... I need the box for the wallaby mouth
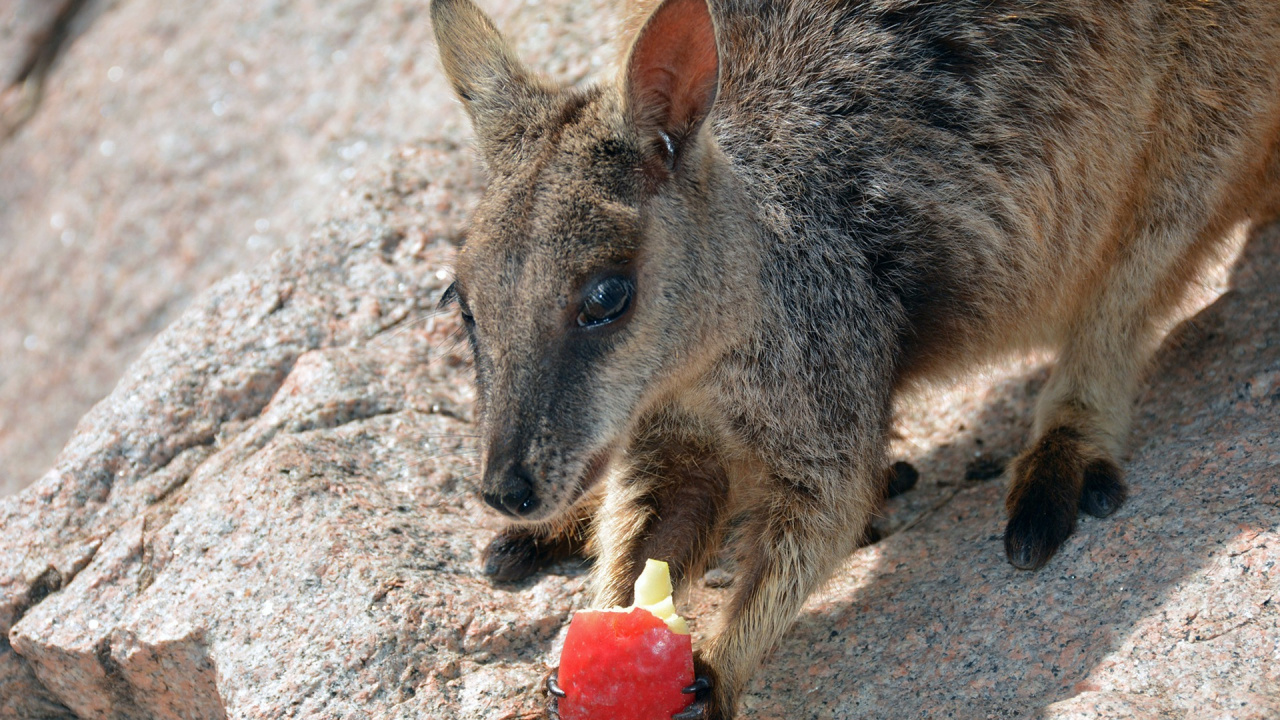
[483,442,617,522]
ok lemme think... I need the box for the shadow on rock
[748,224,1279,718]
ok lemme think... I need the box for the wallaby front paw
[482,524,581,582]
[672,653,729,719]
[481,526,544,582]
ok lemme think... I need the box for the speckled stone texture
[2,1,1278,718]
[0,0,621,496]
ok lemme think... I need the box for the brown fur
[429,0,1280,716]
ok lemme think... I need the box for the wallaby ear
[624,0,720,172]
[431,0,537,138]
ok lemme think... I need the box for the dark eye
[577,276,634,327]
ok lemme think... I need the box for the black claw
[682,677,711,695]
[676,674,712,719]
[546,669,563,720]
[1003,507,1069,571]
[1004,536,1043,571]
[1004,503,1073,571]
[546,672,566,698]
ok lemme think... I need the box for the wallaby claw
[543,668,565,720]
[546,671,566,698]
[673,704,706,720]
[674,672,714,719]
[682,676,712,695]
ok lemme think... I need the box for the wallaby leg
[1005,223,1220,570]
[590,408,732,607]
[689,474,874,719]
[480,490,599,582]
[545,411,731,719]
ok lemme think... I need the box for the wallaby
[429,0,1280,716]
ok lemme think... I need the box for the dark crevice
[245,399,406,458]
[8,566,64,629]
[5,536,103,636]
[136,520,160,595]
[1,0,96,140]
[93,636,146,717]
[9,0,88,86]
[128,351,303,495]
[148,435,218,506]
[25,567,62,608]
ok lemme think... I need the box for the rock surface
[0,0,620,496]
[2,1,1278,718]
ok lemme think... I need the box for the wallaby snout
[470,333,625,522]
[479,422,611,521]
[480,456,538,518]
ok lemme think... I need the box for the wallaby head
[432,0,752,522]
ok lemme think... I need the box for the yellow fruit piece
[633,559,688,635]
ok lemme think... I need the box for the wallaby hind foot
[1004,429,1129,570]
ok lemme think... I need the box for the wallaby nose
[482,464,539,517]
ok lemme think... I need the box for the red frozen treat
[557,560,695,720]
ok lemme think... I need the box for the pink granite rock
[0,0,622,497]
[1,1,1277,718]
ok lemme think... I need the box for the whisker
[411,450,482,460]
[369,307,457,349]
[414,327,471,369]
[416,433,483,439]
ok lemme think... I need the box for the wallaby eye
[578,276,634,327]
